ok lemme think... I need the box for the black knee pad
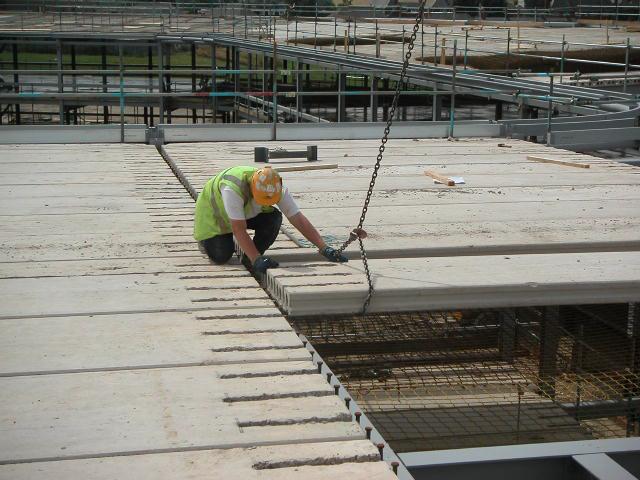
[202,235,235,265]
[270,209,283,229]
[210,250,234,265]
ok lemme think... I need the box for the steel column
[158,40,165,125]
[296,59,303,123]
[370,76,378,122]
[337,66,346,122]
[102,45,109,124]
[271,41,277,140]
[499,310,517,363]
[119,44,124,142]
[539,306,560,399]
[12,41,20,125]
[432,84,442,122]
[449,40,457,138]
[546,75,554,146]
[495,102,503,121]
[147,45,153,126]
[56,39,64,125]
[628,303,639,435]
[233,46,240,123]
[191,42,197,124]
[212,43,217,123]
[624,37,631,93]
[165,43,171,123]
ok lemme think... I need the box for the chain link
[337,0,427,314]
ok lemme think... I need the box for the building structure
[1,2,640,479]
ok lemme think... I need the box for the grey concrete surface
[0,312,309,376]
[0,440,391,480]
[266,252,640,315]
[164,137,640,315]
[0,143,393,478]
[0,363,363,462]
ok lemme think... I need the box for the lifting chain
[337,0,427,314]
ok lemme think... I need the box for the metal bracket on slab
[146,126,164,146]
[255,145,318,163]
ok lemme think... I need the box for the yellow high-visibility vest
[193,166,273,241]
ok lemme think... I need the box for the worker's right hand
[253,256,279,274]
[320,246,348,263]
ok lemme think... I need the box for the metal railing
[2,1,640,27]
[1,11,639,149]
[2,3,638,89]
[0,44,625,148]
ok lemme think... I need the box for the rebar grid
[289,305,639,452]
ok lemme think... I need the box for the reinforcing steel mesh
[289,304,639,453]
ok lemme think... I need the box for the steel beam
[572,453,637,480]
[510,118,638,138]
[400,438,640,480]
[244,95,328,123]
[2,32,636,115]
[162,34,635,116]
[550,127,640,151]
[561,398,640,421]
[2,32,640,151]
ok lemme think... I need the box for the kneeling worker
[194,165,348,273]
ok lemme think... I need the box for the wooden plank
[527,155,591,169]
[424,170,455,186]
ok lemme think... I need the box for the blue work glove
[253,255,279,274]
[320,246,348,263]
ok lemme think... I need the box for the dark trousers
[202,210,282,265]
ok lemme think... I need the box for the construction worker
[194,165,348,273]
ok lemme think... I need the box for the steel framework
[401,437,640,480]
[2,31,639,150]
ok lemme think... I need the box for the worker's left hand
[320,246,348,263]
[253,256,279,274]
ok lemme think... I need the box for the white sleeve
[220,186,247,220]
[277,187,301,219]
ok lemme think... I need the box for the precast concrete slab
[266,252,640,315]
[0,311,310,376]
[163,138,640,315]
[164,138,640,260]
[0,142,394,479]
[0,363,364,463]
[0,440,391,480]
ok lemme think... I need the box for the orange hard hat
[251,166,282,206]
